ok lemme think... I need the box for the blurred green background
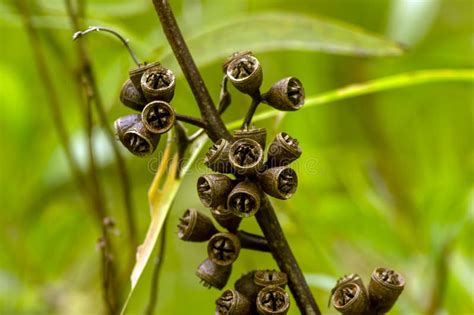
[1,0,473,314]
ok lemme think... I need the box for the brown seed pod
[258,166,298,200]
[207,232,241,266]
[227,180,262,218]
[262,77,304,111]
[215,289,252,315]
[233,127,267,149]
[256,285,290,315]
[196,258,232,290]
[119,79,147,111]
[140,66,176,102]
[205,139,233,173]
[226,54,263,97]
[177,208,218,242]
[210,206,242,232]
[368,267,405,313]
[234,271,259,303]
[267,132,302,167]
[197,174,234,208]
[141,100,176,134]
[228,138,264,176]
[254,270,288,289]
[114,114,160,157]
[331,282,369,315]
[329,274,367,307]
[128,61,161,91]
[222,51,252,73]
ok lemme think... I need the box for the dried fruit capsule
[207,232,241,266]
[197,174,234,208]
[258,167,298,200]
[215,289,252,315]
[331,282,369,315]
[129,61,161,91]
[267,132,302,167]
[228,138,264,176]
[226,53,263,97]
[177,208,218,242]
[234,271,260,303]
[119,79,147,111]
[227,180,262,217]
[205,139,233,173]
[140,66,176,102]
[233,127,267,149]
[222,51,252,73]
[368,267,405,313]
[329,274,367,307]
[114,114,160,157]
[262,77,304,111]
[254,270,288,289]
[141,100,176,134]
[196,258,232,290]
[210,206,242,232]
[256,285,290,315]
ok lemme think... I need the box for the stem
[237,231,270,252]
[256,196,321,315]
[152,0,232,142]
[175,114,207,129]
[241,95,261,129]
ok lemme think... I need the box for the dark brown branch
[237,231,270,252]
[152,0,232,142]
[175,114,207,129]
[256,196,321,315]
[242,95,262,129]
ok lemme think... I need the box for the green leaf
[159,12,405,67]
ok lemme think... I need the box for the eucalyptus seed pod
[196,258,232,290]
[197,174,234,208]
[267,132,302,167]
[258,167,298,200]
[207,232,241,266]
[141,100,176,134]
[140,66,176,102]
[129,61,161,91]
[210,206,242,232]
[120,79,147,111]
[262,77,304,111]
[329,274,367,307]
[331,282,369,315]
[205,139,233,173]
[256,285,290,315]
[368,267,405,313]
[222,51,252,73]
[227,180,262,217]
[234,271,259,302]
[233,127,267,149]
[226,53,263,97]
[254,270,288,289]
[177,208,218,242]
[228,138,264,176]
[215,289,252,315]
[114,114,160,157]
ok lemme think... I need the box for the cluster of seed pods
[114,62,177,156]
[330,268,405,314]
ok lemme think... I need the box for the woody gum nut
[210,206,242,232]
[254,270,288,289]
[267,132,302,167]
[258,167,298,200]
[114,114,160,157]
[141,100,176,134]
[207,232,241,266]
[256,286,290,315]
[263,77,304,111]
[119,79,147,111]
[368,267,405,313]
[233,127,267,149]
[177,208,218,242]
[197,174,234,208]
[234,271,260,302]
[140,66,176,102]
[331,283,369,315]
[226,54,263,96]
[129,61,161,92]
[227,180,262,218]
[228,138,264,176]
[196,258,232,290]
[205,139,233,173]
[215,289,252,315]
[222,51,252,73]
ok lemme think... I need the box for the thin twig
[236,231,270,252]
[175,114,207,129]
[152,0,232,142]
[241,95,261,129]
